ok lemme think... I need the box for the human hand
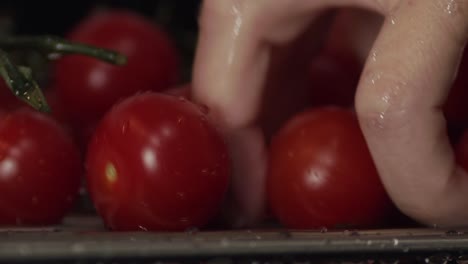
[192,0,468,228]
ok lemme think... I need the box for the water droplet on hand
[197,103,210,115]
[445,0,458,14]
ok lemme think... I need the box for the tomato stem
[0,36,127,65]
[0,49,49,112]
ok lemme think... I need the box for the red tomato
[44,88,71,127]
[86,93,230,231]
[53,10,180,125]
[0,78,23,111]
[267,107,393,229]
[0,109,82,225]
[307,50,362,108]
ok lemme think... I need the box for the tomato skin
[267,107,393,229]
[86,93,230,231]
[54,10,179,124]
[0,109,82,225]
[0,78,23,111]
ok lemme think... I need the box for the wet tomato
[86,93,230,231]
[53,10,180,125]
[267,107,393,229]
[0,109,82,225]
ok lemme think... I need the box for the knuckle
[355,68,414,134]
[199,0,246,28]
[374,0,400,14]
[429,0,468,46]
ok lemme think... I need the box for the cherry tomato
[86,93,230,231]
[0,109,82,225]
[0,78,23,111]
[53,10,180,125]
[267,107,393,229]
[307,50,362,108]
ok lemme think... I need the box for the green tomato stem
[0,35,127,65]
[0,48,49,112]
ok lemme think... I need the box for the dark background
[2,1,201,35]
[0,1,203,81]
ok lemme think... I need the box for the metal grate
[1,216,468,263]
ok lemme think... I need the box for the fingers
[192,0,330,227]
[193,0,382,129]
[355,0,468,226]
[220,127,268,228]
[192,0,389,227]
[193,0,314,129]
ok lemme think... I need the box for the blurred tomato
[53,9,180,125]
[0,109,82,225]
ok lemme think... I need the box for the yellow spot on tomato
[105,162,117,183]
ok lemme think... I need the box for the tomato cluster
[0,9,230,231]
[6,6,468,232]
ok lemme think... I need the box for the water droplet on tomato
[177,116,184,124]
[15,217,22,225]
[31,196,38,205]
[176,192,185,200]
[121,120,130,134]
[138,225,148,231]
